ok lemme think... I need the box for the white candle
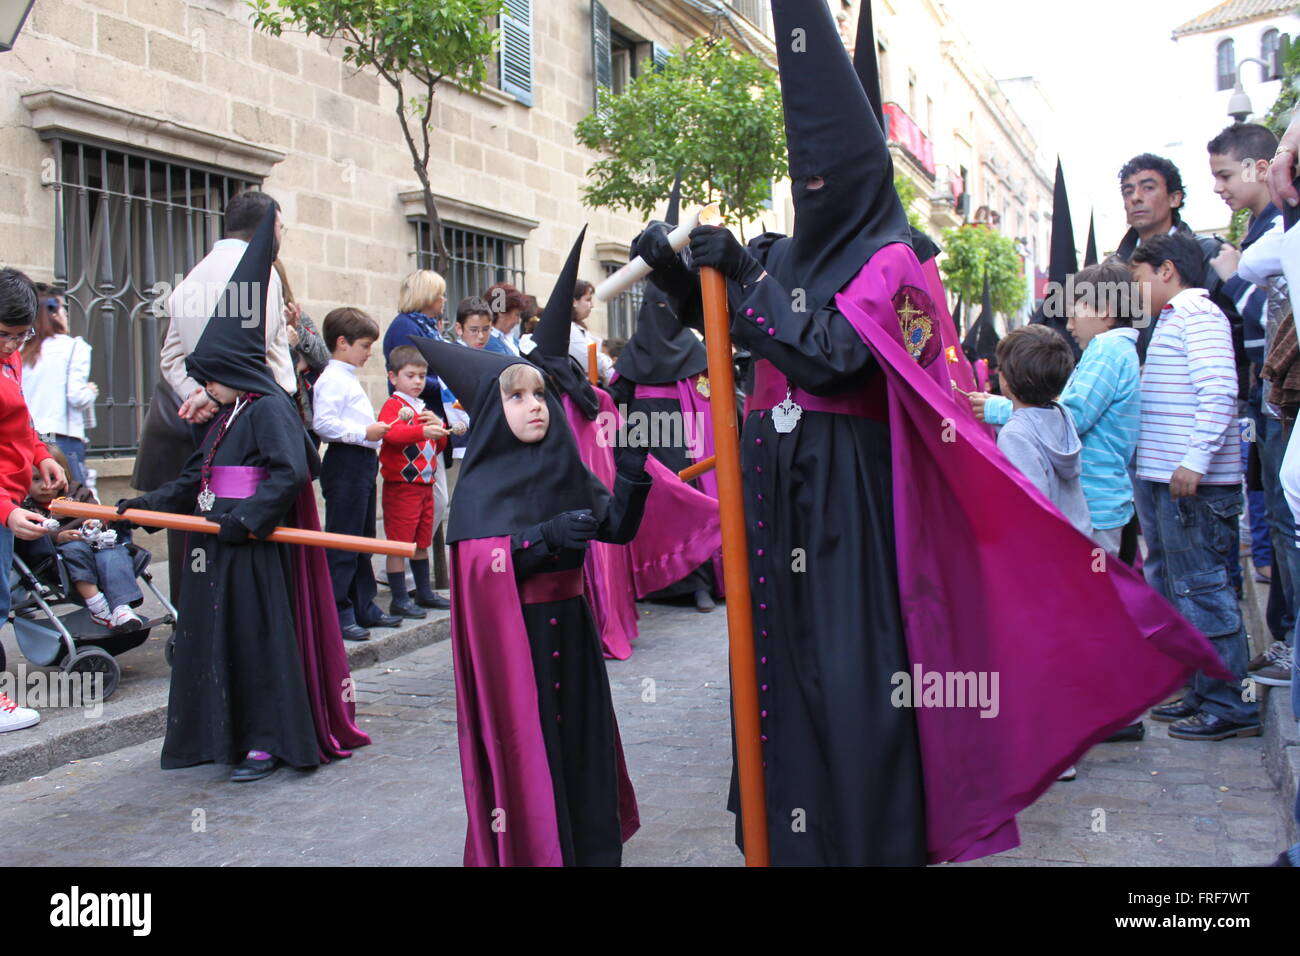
[594,204,719,302]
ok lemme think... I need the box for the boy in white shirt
[312,308,394,641]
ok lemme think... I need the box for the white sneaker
[1058,765,1077,781]
[109,606,142,632]
[88,604,112,628]
[0,693,39,733]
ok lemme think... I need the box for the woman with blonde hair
[382,269,453,608]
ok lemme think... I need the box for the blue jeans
[58,540,141,609]
[1141,480,1258,724]
[1245,392,1273,569]
[52,436,87,486]
[0,525,12,622]
[1260,416,1296,640]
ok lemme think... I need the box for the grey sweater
[997,402,1093,537]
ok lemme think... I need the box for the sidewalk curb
[1262,683,1299,846]
[0,614,450,788]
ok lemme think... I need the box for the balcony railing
[883,102,935,179]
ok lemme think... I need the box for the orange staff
[50,500,417,558]
[676,455,717,482]
[587,341,598,384]
[700,263,770,866]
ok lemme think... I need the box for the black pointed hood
[410,334,610,544]
[185,207,283,397]
[665,170,682,227]
[1030,160,1081,358]
[962,271,999,365]
[1084,212,1098,267]
[762,0,911,315]
[528,226,599,419]
[1048,159,1078,284]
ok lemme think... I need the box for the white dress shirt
[159,238,295,403]
[312,359,381,449]
[22,335,96,439]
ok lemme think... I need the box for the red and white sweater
[378,393,447,486]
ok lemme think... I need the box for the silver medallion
[771,386,802,434]
[197,486,216,513]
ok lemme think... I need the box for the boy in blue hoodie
[976,261,1141,556]
[992,324,1093,539]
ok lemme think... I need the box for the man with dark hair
[1115,153,1247,373]
[1129,233,1260,741]
[1206,123,1293,684]
[139,189,294,599]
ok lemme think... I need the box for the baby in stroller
[20,454,143,633]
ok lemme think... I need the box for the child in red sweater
[380,345,450,618]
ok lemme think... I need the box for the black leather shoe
[230,755,281,783]
[341,623,371,642]
[390,601,427,620]
[363,612,402,629]
[411,589,451,610]
[1103,721,1146,743]
[1150,699,1198,722]
[1167,712,1261,741]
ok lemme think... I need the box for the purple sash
[633,383,679,400]
[745,359,886,421]
[210,465,268,499]
[520,569,584,605]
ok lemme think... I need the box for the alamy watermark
[0,663,103,718]
[890,665,1000,718]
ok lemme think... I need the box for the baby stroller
[6,531,177,701]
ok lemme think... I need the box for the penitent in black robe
[143,396,320,771]
[719,260,927,867]
[505,469,651,866]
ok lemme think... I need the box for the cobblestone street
[0,602,1286,866]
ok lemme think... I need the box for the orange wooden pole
[587,341,599,384]
[50,500,417,558]
[700,264,770,866]
[676,455,717,482]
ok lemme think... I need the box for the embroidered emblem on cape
[695,375,711,399]
[894,286,940,368]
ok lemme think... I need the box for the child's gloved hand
[215,513,249,545]
[541,510,599,551]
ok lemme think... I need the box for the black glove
[540,509,599,551]
[631,221,680,273]
[688,226,765,286]
[614,441,650,480]
[115,496,149,516]
[113,496,150,532]
[215,512,249,545]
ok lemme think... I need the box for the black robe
[719,265,927,866]
[142,395,320,770]
[508,469,652,866]
[608,374,716,600]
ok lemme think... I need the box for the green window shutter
[592,0,612,109]
[500,0,533,106]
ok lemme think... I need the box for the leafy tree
[939,224,1025,316]
[893,173,926,234]
[575,37,786,226]
[249,0,506,272]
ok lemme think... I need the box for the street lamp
[1227,56,1278,122]
[0,0,34,52]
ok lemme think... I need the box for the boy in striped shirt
[1130,233,1259,741]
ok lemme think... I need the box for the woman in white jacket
[21,286,97,484]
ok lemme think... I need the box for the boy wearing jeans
[1131,234,1259,740]
[312,308,395,641]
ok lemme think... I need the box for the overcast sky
[942,0,1227,254]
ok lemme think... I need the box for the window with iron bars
[412,220,526,330]
[602,263,644,341]
[46,138,257,456]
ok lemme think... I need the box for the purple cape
[562,390,723,659]
[450,537,639,866]
[670,375,725,596]
[831,242,1231,863]
[289,484,371,761]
